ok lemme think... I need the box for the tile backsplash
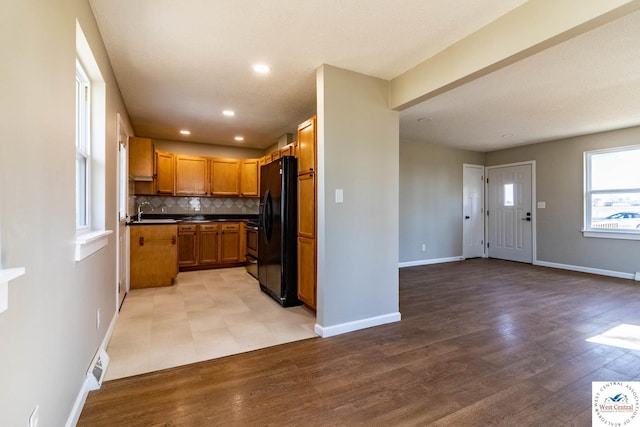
[135,196,259,215]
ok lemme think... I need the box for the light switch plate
[537,201,546,208]
[335,189,343,204]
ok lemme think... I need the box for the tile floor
[104,267,317,380]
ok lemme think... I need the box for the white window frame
[583,145,640,241]
[74,21,112,261]
[76,59,91,232]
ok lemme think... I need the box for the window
[76,59,90,230]
[74,21,112,261]
[584,145,640,240]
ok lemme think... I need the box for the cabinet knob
[139,237,144,246]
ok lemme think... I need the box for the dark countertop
[129,213,259,226]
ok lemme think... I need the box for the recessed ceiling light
[234,136,244,142]
[223,110,235,117]
[179,130,191,135]
[253,64,270,74]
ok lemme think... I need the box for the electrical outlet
[29,405,39,427]
[421,243,426,252]
[96,308,100,329]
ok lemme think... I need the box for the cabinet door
[178,225,198,267]
[298,172,316,239]
[297,116,316,175]
[297,236,316,309]
[240,159,259,197]
[219,223,240,263]
[210,158,240,195]
[176,155,208,195]
[128,137,154,179]
[155,151,175,195]
[130,225,178,289]
[198,224,219,265]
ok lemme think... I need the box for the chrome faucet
[137,201,153,221]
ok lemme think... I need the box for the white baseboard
[534,260,635,280]
[314,312,401,338]
[399,256,464,268]
[65,309,118,427]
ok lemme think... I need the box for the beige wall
[486,126,640,274]
[316,65,400,330]
[0,0,132,425]
[399,141,485,263]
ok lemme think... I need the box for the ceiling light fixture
[223,110,235,117]
[253,64,271,74]
[179,130,191,135]
[234,136,244,142]
[417,117,432,123]
[501,133,514,138]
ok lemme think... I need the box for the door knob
[521,217,531,221]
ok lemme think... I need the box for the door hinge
[487,210,489,216]
[481,240,484,245]
[486,178,489,184]
[487,242,490,248]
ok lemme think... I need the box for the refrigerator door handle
[263,190,273,243]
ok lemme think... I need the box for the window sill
[582,229,640,241]
[75,230,113,261]
[1,267,26,314]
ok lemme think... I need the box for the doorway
[486,162,535,263]
[116,115,129,310]
[463,164,485,259]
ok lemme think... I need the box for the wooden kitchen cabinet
[130,225,178,288]
[178,221,243,270]
[297,236,316,309]
[129,137,154,180]
[240,159,259,197]
[297,115,317,309]
[297,116,316,175]
[298,172,316,239]
[219,223,240,263]
[155,150,175,195]
[198,224,220,264]
[176,155,208,196]
[210,158,240,195]
[178,224,198,267]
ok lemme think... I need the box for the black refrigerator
[258,156,301,307]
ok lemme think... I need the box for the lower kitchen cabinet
[178,222,243,270]
[297,236,316,309]
[178,224,198,267]
[130,225,178,288]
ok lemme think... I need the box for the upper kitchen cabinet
[297,116,316,175]
[240,159,259,197]
[210,158,240,196]
[155,150,175,195]
[175,155,208,196]
[129,137,154,180]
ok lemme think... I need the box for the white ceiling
[89,1,640,152]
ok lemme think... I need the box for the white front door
[463,164,485,259]
[487,163,533,263]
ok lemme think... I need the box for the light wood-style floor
[79,259,640,426]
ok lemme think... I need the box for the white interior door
[116,115,129,310]
[463,164,485,259]
[487,163,533,263]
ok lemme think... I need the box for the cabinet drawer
[199,223,219,232]
[220,223,239,231]
[179,224,197,232]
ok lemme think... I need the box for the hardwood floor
[78,259,640,426]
